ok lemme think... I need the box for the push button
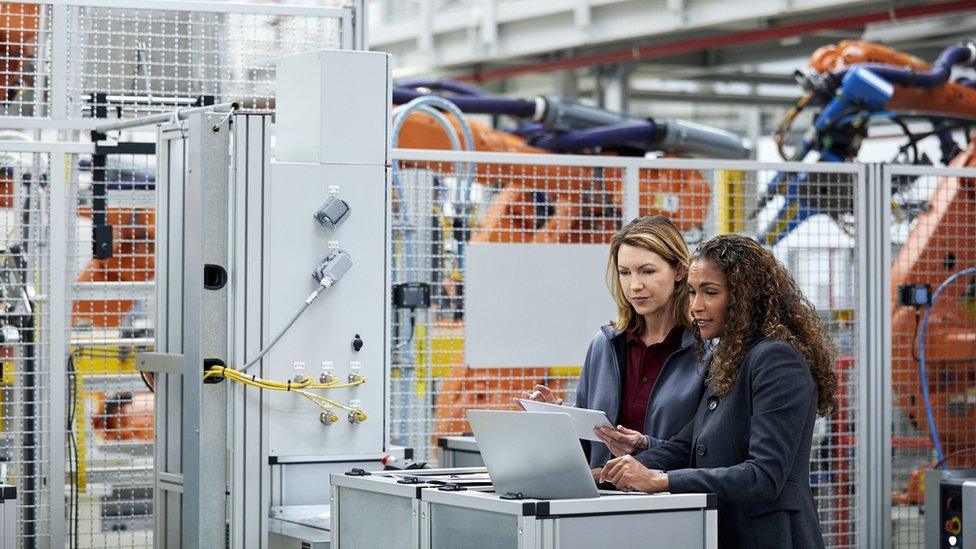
[696,444,707,456]
[707,397,719,411]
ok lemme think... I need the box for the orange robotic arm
[788,41,976,502]
[394,110,712,242]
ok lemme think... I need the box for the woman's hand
[594,425,648,457]
[600,455,669,493]
[590,467,604,485]
[512,384,562,409]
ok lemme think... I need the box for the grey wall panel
[266,162,387,458]
[464,243,616,368]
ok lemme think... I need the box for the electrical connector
[313,195,351,231]
[348,362,364,383]
[319,372,338,384]
[313,250,353,287]
[320,411,339,425]
[348,410,367,425]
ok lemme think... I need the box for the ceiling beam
[458,0,976,83]
[630,64,798,86]
[627,89,801,107]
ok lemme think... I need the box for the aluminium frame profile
[856,162,890,549]
[152,112,230,548]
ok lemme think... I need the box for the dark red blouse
[617,325,684,432]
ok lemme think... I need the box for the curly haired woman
[600,234,838,549]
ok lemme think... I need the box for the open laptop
[467,410,600,499]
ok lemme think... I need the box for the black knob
[352,334,364,352]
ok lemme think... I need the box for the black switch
[352,334,364,352]
[393,282,431,309]
[898,284,931,308]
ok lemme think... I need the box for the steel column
[47,152,69,549]
[856,163,891,548]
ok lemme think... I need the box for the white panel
[275,50,391,166]
[465,243,615,368]
[267,162,387,457]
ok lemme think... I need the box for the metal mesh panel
[389,159,627,458]
[67,151,155,548]
[0,149,52,546]
[639,164,860,548]
[389,151,862,549]
[67,5,344,118]
[887,166,976,548]
[0,3,50,118]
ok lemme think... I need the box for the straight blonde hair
[607,216,692,336]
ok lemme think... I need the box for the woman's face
[687,258,729,340]
[616,244,682,321]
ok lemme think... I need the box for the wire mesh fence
[0,2,49,119]
[66,150,155,548]
[389,150,863,548]
[886,165,976,548]
[0,1,349,124]
[0,149,52,547]
[388,159,627,457]
[66,4,345,118]
[0,143,966,547]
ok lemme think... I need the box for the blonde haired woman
[518,216,705,470]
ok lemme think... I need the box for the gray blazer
[636,339,825,549]
[575,326,705,468]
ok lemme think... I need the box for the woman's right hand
[513,384,563,409]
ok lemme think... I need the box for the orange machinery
[776,39,976,504]
[72,207,155,328]
[890,139,976,504]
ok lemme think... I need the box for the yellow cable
[206,366,366,390]
[204,367,367,420]
[306,379,367,389]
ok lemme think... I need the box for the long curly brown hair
[692,235,838,416]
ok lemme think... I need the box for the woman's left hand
[600,455,669,493]
[594,425,648,457]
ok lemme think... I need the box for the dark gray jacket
[575,325,705,468]
[636,339,825,549]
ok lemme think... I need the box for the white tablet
[517,399,614,442]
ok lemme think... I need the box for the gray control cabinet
[330,468,490,549]
[332,469,716,548]
[925,469,976,549]
[421,489,717,549]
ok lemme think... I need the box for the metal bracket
[136,352,185,375]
